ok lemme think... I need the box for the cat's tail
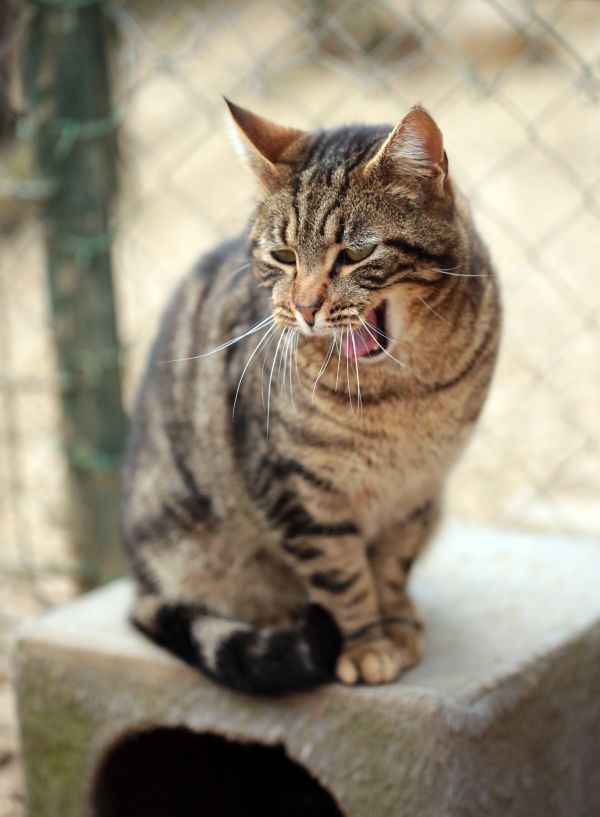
[131,595,342,695]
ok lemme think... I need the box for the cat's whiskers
[293,330,301,384]
[311,334,336,402]
[280,327,290,385]
[228,261,251,279]
[232,322,278,419]
[266,327,287,436]
[344,329,355,417]
[164,314,274,363]
[363,319,400,345]
[348,322,363,422]
[433,267,489,278]
[278,327,289,390]
[358,317,408,369]
[334,332,342,391]
[364,319,418,357]
[286,329,297,412]
[260,325,281,408]
[279,326,294,402]
[416,295,453,327]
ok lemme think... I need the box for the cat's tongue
[344,309,379,359]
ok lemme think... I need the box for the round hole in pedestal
[92,727,345,817]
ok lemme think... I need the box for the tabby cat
[122,100,501,694]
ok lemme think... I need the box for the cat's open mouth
[344,301,388,360]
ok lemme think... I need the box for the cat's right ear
[365,105,448,198]
[224,98,307,192]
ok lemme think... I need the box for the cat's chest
[340,437,430,536]
[334,404,468,537]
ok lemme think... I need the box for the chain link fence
[1,0,599,813]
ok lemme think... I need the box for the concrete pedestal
[14,524,600,817]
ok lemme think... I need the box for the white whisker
[349,322,363,421]
[287,330,297,411]
[359,317,407,368]
[266,328,287,436]
[260,326,280,408]
[312,335,336,402]
[363,319,418,357]
[433,267,488,278]
[293,331,301,384]
[364,319,401,345]
[164,314,274,363]
[228,261,251,278]
[281,328,294,398]
[278,328,289,389]
[417,295,453,326]
[232,323,277,418]
[345,329,354,416]
[334,331,342,391]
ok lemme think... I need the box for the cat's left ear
[366,105,448,197]
[225,98,307,191]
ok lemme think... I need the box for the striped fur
[123,103,501,694]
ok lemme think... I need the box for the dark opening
[92,727,345,817]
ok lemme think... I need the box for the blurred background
[1,0,599,813]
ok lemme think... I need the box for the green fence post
[22,0,126,588]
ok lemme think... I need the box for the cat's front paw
[383,620,423,673]
[336,637,407,686]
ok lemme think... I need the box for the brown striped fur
[122,102,501,693]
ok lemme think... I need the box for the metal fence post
[21,0,126,588]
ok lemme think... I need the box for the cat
[122,99,501,695]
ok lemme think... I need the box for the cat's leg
[369,500,440,672]
[280,529,407,686]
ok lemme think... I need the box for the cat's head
[227,99,465,362]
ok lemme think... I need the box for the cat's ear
[366,105,448,197]
[225,98,307,190]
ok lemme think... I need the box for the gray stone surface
[13,523,600,816]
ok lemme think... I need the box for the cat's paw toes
[384,620,423,670]
[336,638,405,686]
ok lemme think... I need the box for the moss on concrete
[16,658,99,817]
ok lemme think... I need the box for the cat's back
[122,231,266,532]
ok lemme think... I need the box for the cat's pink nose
[296,302,321,326]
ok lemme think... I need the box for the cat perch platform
[14,524,600,817]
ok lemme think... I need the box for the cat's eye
[339,244,377,265]
[271,249,296,265]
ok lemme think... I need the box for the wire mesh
[1,1,599,813]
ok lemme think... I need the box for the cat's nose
[295,302,321,326]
